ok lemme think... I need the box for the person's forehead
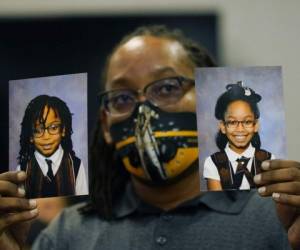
[35,106,61,124]
[228,100,251,108]
[225,100,254,115]
[106,36,192,90]
[114,35,187,59]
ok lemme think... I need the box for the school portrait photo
[9,73,88,198]
[195,66,286,191]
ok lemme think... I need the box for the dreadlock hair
[214,82,261,151]
[85,25,217,219]
[18,95,74,169]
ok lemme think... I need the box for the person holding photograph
[17,95,88,198]
[0,26,300,250]
[203,82,275,190]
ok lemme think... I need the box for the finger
[275,203,297,230]
[0,198,37,212]
[254,167,300,185]
[287,216,300,250]
[261,159,300,171]
[257,182,300,197]
[0,171,26,184]
[0,209,38,233]
[272,193,300,207]
[0,180,25,197]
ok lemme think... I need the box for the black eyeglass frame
[97,76,195,116]
[32,123,63,138]
[223,119,257,129]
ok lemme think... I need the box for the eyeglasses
[98,76,194,116]
[224,120,256,129]
[33,123,62,138]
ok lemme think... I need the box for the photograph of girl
[203,81,274,190]
[195,66,286,191]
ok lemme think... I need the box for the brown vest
[21,152,80,198]
[210,149,271,189]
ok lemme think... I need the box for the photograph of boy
[203,82,275,190]
[17,95,88,198]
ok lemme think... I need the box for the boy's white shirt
[34,144,64,176]
[16,145,88,195]
[203,143,275,190]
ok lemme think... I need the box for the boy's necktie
[45,159,55,182]
[234,156,252,188]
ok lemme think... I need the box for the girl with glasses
[203,82,274,191]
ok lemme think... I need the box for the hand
[0,171,38,250]
[254,160,300,250]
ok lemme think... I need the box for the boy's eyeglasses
[33,123,62,138]
[224,120,256,129]
[98,76,194,116]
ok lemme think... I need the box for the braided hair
[18,95,74,169]
[86,25,217,219]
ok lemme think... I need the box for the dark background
[0,14,218,173]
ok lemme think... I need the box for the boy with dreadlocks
[17,95,88,198]
[203,81,274,191]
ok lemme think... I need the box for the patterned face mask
[110,102,199,184]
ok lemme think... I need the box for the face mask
[110,102,199,184]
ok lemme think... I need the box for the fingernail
[254,174,261,184]
[261,161,270,170]
[29,199,37,208]
[272,193,280,200]
[17,171,26,180]
[30,208,38,216]
[258,186,266,194]
[18,187,25,196]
